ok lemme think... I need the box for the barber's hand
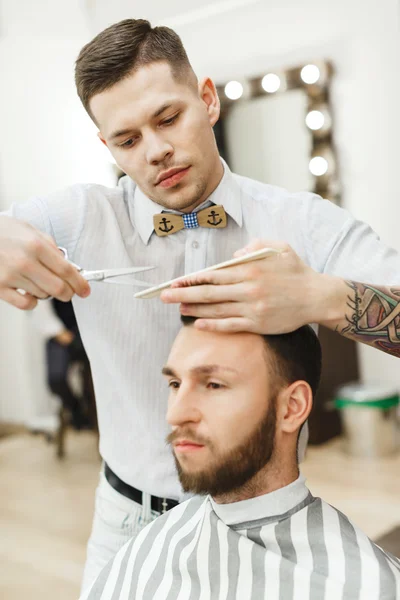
[0,216,91,310]
[161,239,342,334]
[54,329,75,346]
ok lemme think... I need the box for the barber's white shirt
[5,160,400,499]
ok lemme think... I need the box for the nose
[166,384,202,428]
[145,132,174,165]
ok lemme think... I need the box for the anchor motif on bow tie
[158,217,174,234]
[153,205,227,236]
[207,210,223,227]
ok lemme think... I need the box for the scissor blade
[83,266,155,281]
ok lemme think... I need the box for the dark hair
[75,19,194,119]
[180,316,322,397]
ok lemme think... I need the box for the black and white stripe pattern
[81,494,400,600]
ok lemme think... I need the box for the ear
[97,131,107,147]
[279,381,313,435]
[198,77,220,127]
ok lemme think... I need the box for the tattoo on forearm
[341,282,400,357]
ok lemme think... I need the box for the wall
[0,0,115,422]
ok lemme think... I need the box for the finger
[0,289,38,310]
[233,239,289,258]
[194,317,256,333]
[7,261,77,302]
[21,264,77,302]
[40,232,58,248]
[180,301,244,319]
[162,283,248,305]
[170,267,245,289]
[14,275,57,300]
[35,244,90,298]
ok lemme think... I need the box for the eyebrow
[109,103,174,141]
[161,364,239,378]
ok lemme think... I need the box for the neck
[213,456,299,505]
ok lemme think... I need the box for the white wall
[1,0,399,421]
[0,0,116,422]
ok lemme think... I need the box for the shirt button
[192,241,199,249]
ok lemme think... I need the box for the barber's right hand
[0,216,91,310]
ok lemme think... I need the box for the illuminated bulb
[309,156,328,176]
[261,73,281,93]
[224,81,243,100]
[306,110,325,130]
[301,64,320,84]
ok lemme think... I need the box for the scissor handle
[57,246,83,272]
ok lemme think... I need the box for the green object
[334,383,399,410]
[335,395,399,409]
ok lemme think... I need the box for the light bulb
[301,64,320,84]
[309,156,328,176]
[306,110,325,130]
[224,81,243,100]
[261,73,281,93]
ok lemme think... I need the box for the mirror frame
[216,60,340,203]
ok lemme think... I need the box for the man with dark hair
[1,18,400,591]
[82,320,400,600]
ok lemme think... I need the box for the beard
[167,398,277,497]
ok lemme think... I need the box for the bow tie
[153,205,227,237]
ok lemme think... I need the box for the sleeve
[29,300,65,340]
[1,184,89,262]
[302,194,400,285]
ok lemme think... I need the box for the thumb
[234,238,288,258]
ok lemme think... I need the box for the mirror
[215,60,340,203]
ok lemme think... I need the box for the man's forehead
[167,327,266,373]
[90,64,191,132]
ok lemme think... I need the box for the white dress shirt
[4,160,400,500]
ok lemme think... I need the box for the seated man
[82,318,400,600]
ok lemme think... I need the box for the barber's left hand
[160,239,341,334]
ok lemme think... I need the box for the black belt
[104,463,179,514]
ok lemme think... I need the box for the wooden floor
[1,431,400,599]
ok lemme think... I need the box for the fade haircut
[180,316,322,398]
[75,19,195,120]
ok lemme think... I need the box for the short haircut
[75,19,194,120]
[180,316,322,397]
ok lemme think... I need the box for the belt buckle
[161,498,168,514]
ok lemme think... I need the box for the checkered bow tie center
[153,205,227,237]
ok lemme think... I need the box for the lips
[156,167,190,188]
[174,439,205,452]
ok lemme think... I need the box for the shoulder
[232,172,348,219]
[39,182,124,215]
[314,499,400,573]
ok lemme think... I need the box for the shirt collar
[209,473,309,526]
[130,158,243,245]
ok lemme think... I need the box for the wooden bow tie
[153,205,227,237]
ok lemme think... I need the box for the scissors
[58,247,156,287]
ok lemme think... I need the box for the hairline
[86,60,198,124]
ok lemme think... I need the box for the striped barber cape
[82,491,400,600]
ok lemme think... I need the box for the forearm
[320,277,400,358]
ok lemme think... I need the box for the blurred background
[1,1,400,598]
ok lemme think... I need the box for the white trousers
[80,470,161,595]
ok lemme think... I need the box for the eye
[168,380,180,389]
[119,137,138,149]
[207,382,224,390]
[161,113,179,127]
